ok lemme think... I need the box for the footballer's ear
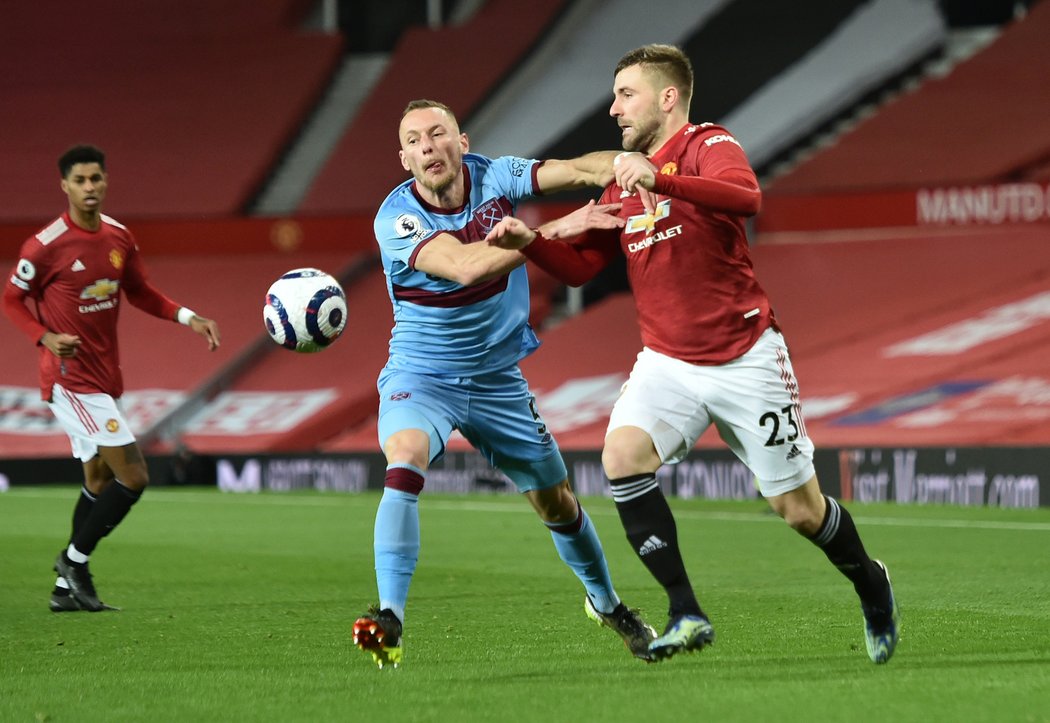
[460,132,470,154]
[660,85,679,112]
[399,150,410,172]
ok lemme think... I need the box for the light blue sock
[547,506,620,614]
[374,487,420,624]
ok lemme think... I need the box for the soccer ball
[263,268,347,353]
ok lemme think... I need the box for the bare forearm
[423,243,524,286]
[465,246,525,284]
[536,151,618,193]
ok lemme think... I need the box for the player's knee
[382,430,430,469]
[777,504,822,535]
[529,482,576,524]
[602,428,659,479]
[601,445,645,479]
[120,467,150,493]
[84,475,114,496]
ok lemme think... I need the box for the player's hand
[485,217,536,250]
[614,152,657,196]
[637,187,658,215]
[542,200,624,239]
[41,332,81,358]
[189,316,221,351]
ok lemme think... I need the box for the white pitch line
[417,500,1050,532]
[5,488,1050,531]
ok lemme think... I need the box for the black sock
[69,485,97,542]
[610,474,704,618]
[71,481,142,556]
[809,496,887,607]
[57,486,98,589]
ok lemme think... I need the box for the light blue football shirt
[374,153,542,374]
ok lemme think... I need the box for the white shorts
[48,383,136,463]
[607,328,815,497]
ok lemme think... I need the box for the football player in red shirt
[2,145,221,612]
[486,45,899,664]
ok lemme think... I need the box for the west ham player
[351,99,654,669]
[2,145,221,612]
[485,45,900,664]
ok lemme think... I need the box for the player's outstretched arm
[484,217,536,251]
[486,214,619,287]
[539,200,624,240]
[485,202,622,249]
[535,151,619,193]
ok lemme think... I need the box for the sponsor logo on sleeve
[394,213,426,240]
[704,133,741,148]
[510,157,529,178]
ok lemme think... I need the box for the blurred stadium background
[1,0,1047,507]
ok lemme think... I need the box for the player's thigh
[81,456,116,496]
[48,384,136,463]
[459,368,566,493]
[378,369,459,466]
[97,442,150,491]
[706,329,815,497]
[603,425,662,478]
[606,348,712,465]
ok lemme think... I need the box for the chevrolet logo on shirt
[81,278,120,301]
[625,199,671,236]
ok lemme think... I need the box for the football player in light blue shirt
[351,99,647,668]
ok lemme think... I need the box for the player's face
[399,107,469,196]
[610,65,663,153]
[61,163,107,215]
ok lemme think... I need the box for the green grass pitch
[2,487,1049,722]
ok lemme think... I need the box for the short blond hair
[402,99,458,123]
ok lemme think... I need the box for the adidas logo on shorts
[786,444,802,461]
[638,535,668,556]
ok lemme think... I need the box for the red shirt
[2,212,180,400]
[526,123,774,365]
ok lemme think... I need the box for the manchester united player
[1,144,221,612]
[486,45,900,663]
